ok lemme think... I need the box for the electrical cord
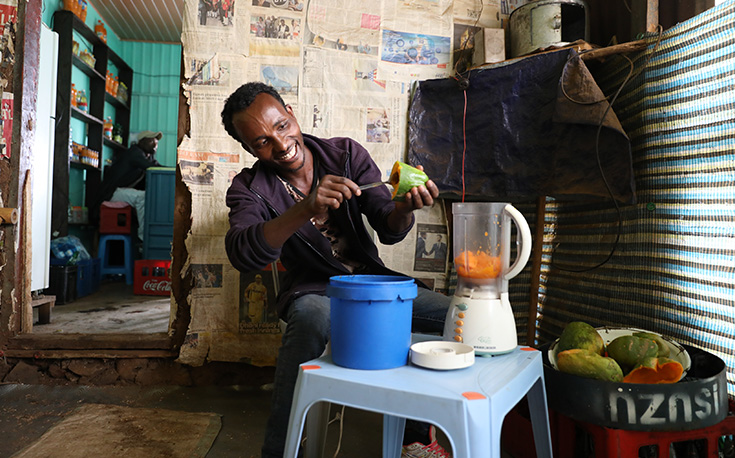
[551,25,663,273]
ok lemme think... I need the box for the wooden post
[631,0,659,35]
[527,196,546,347]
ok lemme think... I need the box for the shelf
[71,105,103,125]
[72,53,104,81]
[52,10,133,237]
[104,137,127,152]
[105,92,129,111]
[70,160,100,171]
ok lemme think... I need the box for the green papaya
[555,321,605,356]
[606,335,659,373]
[388,161,429,201]
[632,331,670,358]
[556,349,624,382]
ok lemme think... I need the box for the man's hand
[302,175,360,215]
[388,165,438,233]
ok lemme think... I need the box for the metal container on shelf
[509,0,589,58]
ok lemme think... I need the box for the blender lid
[410,341,475,370]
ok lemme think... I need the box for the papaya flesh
[454,250,502,279]
[622,357,684,384]
[389,161,429,201]
[556,349,624,382]
[606,335,659,373]
[632,331,671,358]
[555,321,605,356]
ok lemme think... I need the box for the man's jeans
[261,287,450,458]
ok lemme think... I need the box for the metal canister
[509,0,589,58]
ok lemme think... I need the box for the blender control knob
[454,328,463,334]
[455,320,464,326]
[458,312,465,318]
[453,335,463,342]
[456,303,468,311]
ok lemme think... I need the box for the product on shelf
[117,82,129,104]
[79,0,88,21]
[112,76,119,97]
[79,49,95,68]
[104,117,114,139]
[70,83,78,107]
[112,124,124,144]
[72,40,79,56]
[95,20,107,43]
[77,89,88,112]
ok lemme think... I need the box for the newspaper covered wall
[177,0,512,366]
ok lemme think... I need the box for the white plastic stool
[284,335,553,458]
[98,234,134,285]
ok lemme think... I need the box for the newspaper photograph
[182,0,249,55]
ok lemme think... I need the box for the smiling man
[221,82,452,458]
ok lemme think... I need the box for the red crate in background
[133,259,171,296]
[99,202,132,234]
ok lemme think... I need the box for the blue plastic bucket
[327,275,417,370]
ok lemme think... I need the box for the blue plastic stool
[98,234,134,285]
[284,334,553,458]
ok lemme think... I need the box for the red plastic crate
[99,202,132,234]
[133,259,171,296]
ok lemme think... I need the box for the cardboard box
[473,28,506,66]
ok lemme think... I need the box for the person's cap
[255,274,262,279]
[137,130,163,142]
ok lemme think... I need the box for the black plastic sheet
[408,48,636,204]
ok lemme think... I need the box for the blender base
[442,293,518,355]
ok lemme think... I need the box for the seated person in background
[221,82,451,458]
[98,130,162,242]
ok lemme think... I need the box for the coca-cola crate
[133,259,171,296]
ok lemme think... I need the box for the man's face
[231,93,306,176]
[139,137,159,155]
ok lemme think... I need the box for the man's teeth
[280,146,296,161]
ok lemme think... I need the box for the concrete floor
[0,382,396,457]
[33,278,170,334]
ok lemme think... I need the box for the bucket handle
[503,204,532,281]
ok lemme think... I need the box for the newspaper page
[376,202,450,293]
[376,0,454,81]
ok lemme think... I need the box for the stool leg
[123,237,133,285]
[304,401,330,458]
[527,377,553,458]
[382,415,406,458]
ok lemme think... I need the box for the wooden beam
[0,207,18,224]
[3,349,178,359]
[631,0,659,36]
[580,39,648,62]
[7,333,174,350]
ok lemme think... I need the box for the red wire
[461,89,467,202]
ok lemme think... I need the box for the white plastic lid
[410,341,475,370]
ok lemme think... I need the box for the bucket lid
[410,341,475,370]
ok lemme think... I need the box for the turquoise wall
[42,0,181,206]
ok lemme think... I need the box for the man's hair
[221,82,286,147]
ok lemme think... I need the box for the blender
[443,202,532,355]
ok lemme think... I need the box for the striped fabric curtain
[535,2,735,398]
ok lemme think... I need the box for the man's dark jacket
[225,134,414,319]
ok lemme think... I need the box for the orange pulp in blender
[455,250,501,279]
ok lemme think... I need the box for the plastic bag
[50,235,91,264]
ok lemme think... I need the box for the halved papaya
[622,357,684,384]
[388,161,429,201]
